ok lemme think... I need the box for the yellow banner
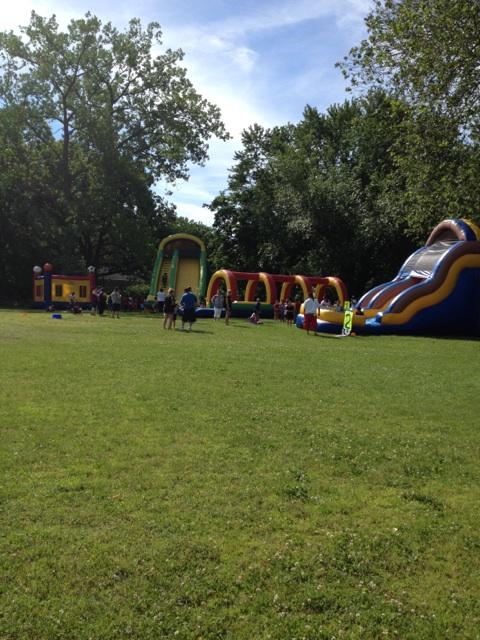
[342,301,353,336]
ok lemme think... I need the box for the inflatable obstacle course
[199,270,348,318]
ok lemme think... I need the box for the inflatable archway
[279,276,347,304]
[205,269,348,318]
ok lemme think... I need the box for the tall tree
[210,94,419,293]
[337,0,480,241]
[211,123,293,273]
[0,12,229,296]
[338,0,480,137]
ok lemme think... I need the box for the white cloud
[0,1,84,31]
[231,46,257,73]
[167,181,213,204]
[157,1,373,224]
[174,201,214,226]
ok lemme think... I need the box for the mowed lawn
[1,309,479,640]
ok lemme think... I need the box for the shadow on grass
[175,328,214,335]
[407,333,480,343]
[226,323,254,330]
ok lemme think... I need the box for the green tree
[0,12,229,297]
[337,0,480,239]
[338,0,480,136]
[0,104,58,299]
[210,123,292,273]
[210,94,418,294]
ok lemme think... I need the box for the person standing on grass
[211,289,225,321]
[163,288,176,329]
[180,286,197,332]
[110,287,122,318]
[156,288,166,314]
[97,288,107,316]
[285,299,295,326]
[303,291,319,335]
[225,290,233,325]
[91,287,99,315]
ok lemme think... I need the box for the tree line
[1,3,479,301]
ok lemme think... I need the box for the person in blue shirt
[180,286,198,331]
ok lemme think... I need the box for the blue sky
[1,0,372,224]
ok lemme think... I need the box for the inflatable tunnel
[202,270,347,318]
[304,219,480,336]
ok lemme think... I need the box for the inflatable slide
[146,233,208,303]
[305,219,480,336]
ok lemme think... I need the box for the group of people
[156,286,203,331]
[90,287,149,317]
[273,299,299,325]
[90,286,121,318]
[86,284,352,333]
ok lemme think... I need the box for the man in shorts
[180,287,197,332]
[110,287,122,319]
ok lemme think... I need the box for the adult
[303,292,319,335]
[180,286,197,332]
[163,288,176,330]
[225,290,233,325]
[97,288,107,316]
[285,299,295,326]
[156,288,166,314]
[110,287,122,318]
[91,287,99,315]
[211,290,225,321]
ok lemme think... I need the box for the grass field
[1,309,479,639]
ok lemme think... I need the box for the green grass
[1,309,479,639]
